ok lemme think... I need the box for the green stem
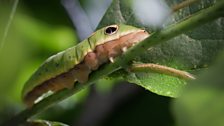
[2,1,224,126]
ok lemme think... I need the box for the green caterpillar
[22,24,149,107]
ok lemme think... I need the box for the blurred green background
[0,0,224,126]
[0,0,173,125]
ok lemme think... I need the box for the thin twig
[130,63,195,80]
[172,0,200,12]
[0,0,19,51]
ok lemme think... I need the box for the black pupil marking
[105,26,117,35]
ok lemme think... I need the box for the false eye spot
[104,25,118,35]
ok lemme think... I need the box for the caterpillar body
[22,24,149,107]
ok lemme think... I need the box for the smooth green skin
[22,24,143,99]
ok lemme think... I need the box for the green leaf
[99,0,224,97]
[127,72,186,97]
[99,0,224,69]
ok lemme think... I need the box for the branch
[172,0,200,12]
[130,63,195,80]
[2,1,224,125]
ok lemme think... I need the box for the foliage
[0,0,224,126]
[101,0,224,98]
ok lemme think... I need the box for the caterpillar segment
[22,24,149,107]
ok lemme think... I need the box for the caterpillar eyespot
[104,25,118,35]
[22,24,150,107]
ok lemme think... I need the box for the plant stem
[2,1,224,126]
[130,63,195,80]
[0,0,19,52]
[172,0,200,12]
